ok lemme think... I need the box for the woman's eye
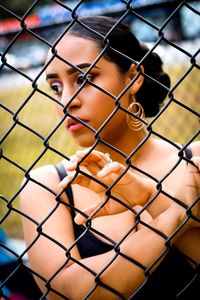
[75,74,95,86]
[76,75,85,85]
[50,82,63,95]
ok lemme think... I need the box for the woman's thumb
[74,202,103,225]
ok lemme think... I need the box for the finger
[175,156,200,221]
[133,205,153,230]
[184,156,200,194]
[74,201,103,225]
[58,165,88,187]
[76,149,110,169]
[58,171,76,188]
[58,174,86,189]
[64,152,88,172]
[59,169,104,193]
[65,150,109,172]
[97,161,126,178]
[65,156,79,171]
[97,162,138,188]
[191,156,200,170]
[74,149,107,164]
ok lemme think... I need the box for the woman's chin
[72,135,96,148]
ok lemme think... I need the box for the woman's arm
[45,204,186,300]
[20,163,194,300]
[20,164,81,298]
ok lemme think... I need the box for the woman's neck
[94,128,153,166]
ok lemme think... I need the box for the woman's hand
[59,149,159,223]
[176,156,200,227]
[59,150,200,227]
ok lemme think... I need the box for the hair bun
[140,44,164,73]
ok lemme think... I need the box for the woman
[20,16,200,299]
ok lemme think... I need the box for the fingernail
[65,161,74,169]
[74,215,84,225]
[58,177,68,188]
[74,215,79,224]
[97,169,106,177]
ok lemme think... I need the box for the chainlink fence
[0,0,200,299]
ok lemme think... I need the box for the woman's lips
[67,118,89,132]
[68,122,86,132]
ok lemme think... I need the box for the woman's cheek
[55,103,64,118]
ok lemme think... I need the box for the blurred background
[0,0,200,239]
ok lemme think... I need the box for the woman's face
[46,35,132,148]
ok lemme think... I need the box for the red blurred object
[0,15,40,34]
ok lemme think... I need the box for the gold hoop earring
[126,100,145,131]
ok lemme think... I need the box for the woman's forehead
[47,35,100,64]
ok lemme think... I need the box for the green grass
[0,64,199,238]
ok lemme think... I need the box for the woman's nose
[61,88,81,110]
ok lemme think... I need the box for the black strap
[55,162,75,218]
[55,162,68,181]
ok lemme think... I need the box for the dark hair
[68,16,170,117]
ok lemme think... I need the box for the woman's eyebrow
[66,63,100,75]
[46,63,100,80]
[46,73,59,80]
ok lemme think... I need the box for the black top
[55,163,114,258]
[55,148,199,299]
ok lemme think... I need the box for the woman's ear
[128,63,144,94]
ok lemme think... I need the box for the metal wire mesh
[0,0,200,299]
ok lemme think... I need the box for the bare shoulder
[20,164,61,204]
[21,164,60,191]
[190,141,200,156]
[20,162,69,219]
[20,162,81,266]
